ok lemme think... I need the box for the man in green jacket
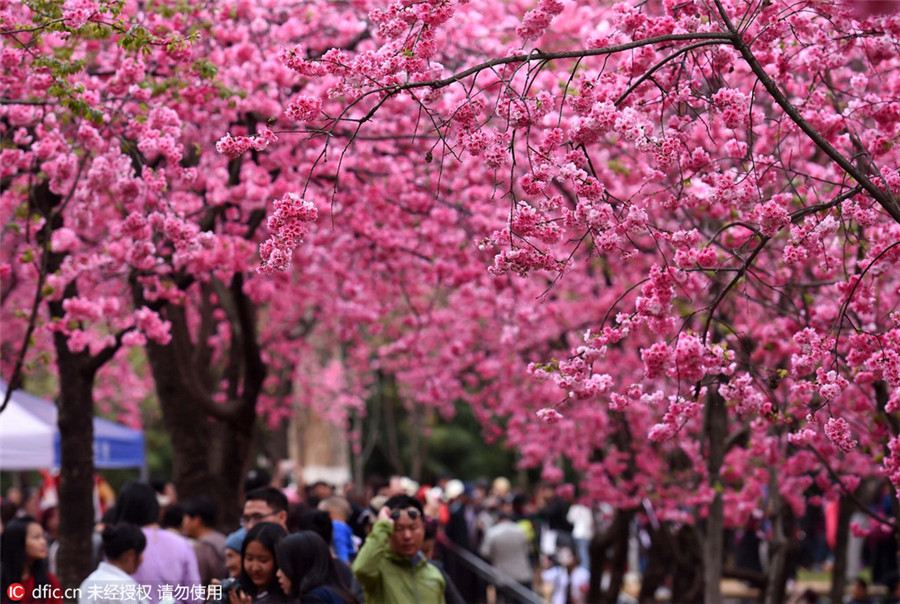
[352,494,447,603]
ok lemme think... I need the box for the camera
[213,577,243,602]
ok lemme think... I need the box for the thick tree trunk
[830,494,853,604]
[144,330,257,530]
[53,347,96,592]
[704,387,727,604]
[672,525,704,603]
[605,509,632,603]
[145,329,215,492]
[209,420,255,529]
[638,525,668,603]
[45,230,101,592]
[587,508,635,604]
[139,274,264,531]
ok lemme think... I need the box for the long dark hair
[238,522,287,599]
[274,531,359,603]
[113,481,160,527]
[1,516,51,602]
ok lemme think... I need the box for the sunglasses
[390,508,422,522]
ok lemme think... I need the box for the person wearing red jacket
[1,516,62,604]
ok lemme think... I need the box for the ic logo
[7,583,24,601]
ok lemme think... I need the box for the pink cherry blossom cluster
[718,374,769,417]
[648,393,704,442]
[285,95,322,123]
[61,0,96,29]
[516,0,565,41]
[215,127,279,160]
[258,193,318,275]
[754,198,791,237]
[824,417,857,452]
[488,246,565,277]
[536,407,564,423]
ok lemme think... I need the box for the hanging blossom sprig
[258,193,318,275]
[215,126,279,159]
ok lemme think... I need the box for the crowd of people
[0,473,599,604]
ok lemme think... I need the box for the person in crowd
[566,501,593,572]
[541,546,589,604]
[0,516,61,604]
[318,497,355,563]
[442,480,482,603]
[113,481,201,604]
[245,470,273,495]
[149,478,178,525]
[79,523,148,604]
[19,488,41,521]
[161,503,185,533]
[275,531,360,604]
[421,518,465,604]
[5,487,23,509]
[352,494,446,603]
[536,484,573,558]
[0,499,18,528]
[480,510,534,596]
[848,576,870,604]
[39,507,59,547]
[230,522,288,604]
[181,496,227,585]
[243,488,289,531]
[225,530,246,579]
[297,511,364,602]
[306,482,335,509]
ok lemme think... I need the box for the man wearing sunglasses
[352,494,446,603]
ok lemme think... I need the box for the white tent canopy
[0,380,145,471]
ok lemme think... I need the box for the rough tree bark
[138,275,263,530]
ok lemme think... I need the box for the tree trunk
[830,494,853,604]
[763,483,794,604]
[209,419,256,529]
[144,327,259,530]
[140,274,263,531]
[44,237,103,591]
[381,373,405,476]
[52,345,97,592]
[605,509,632,603]
[638,524,668,604]
[704,387,727,604]
[145,333,216,494]
[672,525,704,603]
[587,508,635,604]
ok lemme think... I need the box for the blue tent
[0,380,145,471]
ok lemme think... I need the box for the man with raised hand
[352,494,446,603]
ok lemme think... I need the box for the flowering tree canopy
[250,0,900,598]
[4,0,900,598]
